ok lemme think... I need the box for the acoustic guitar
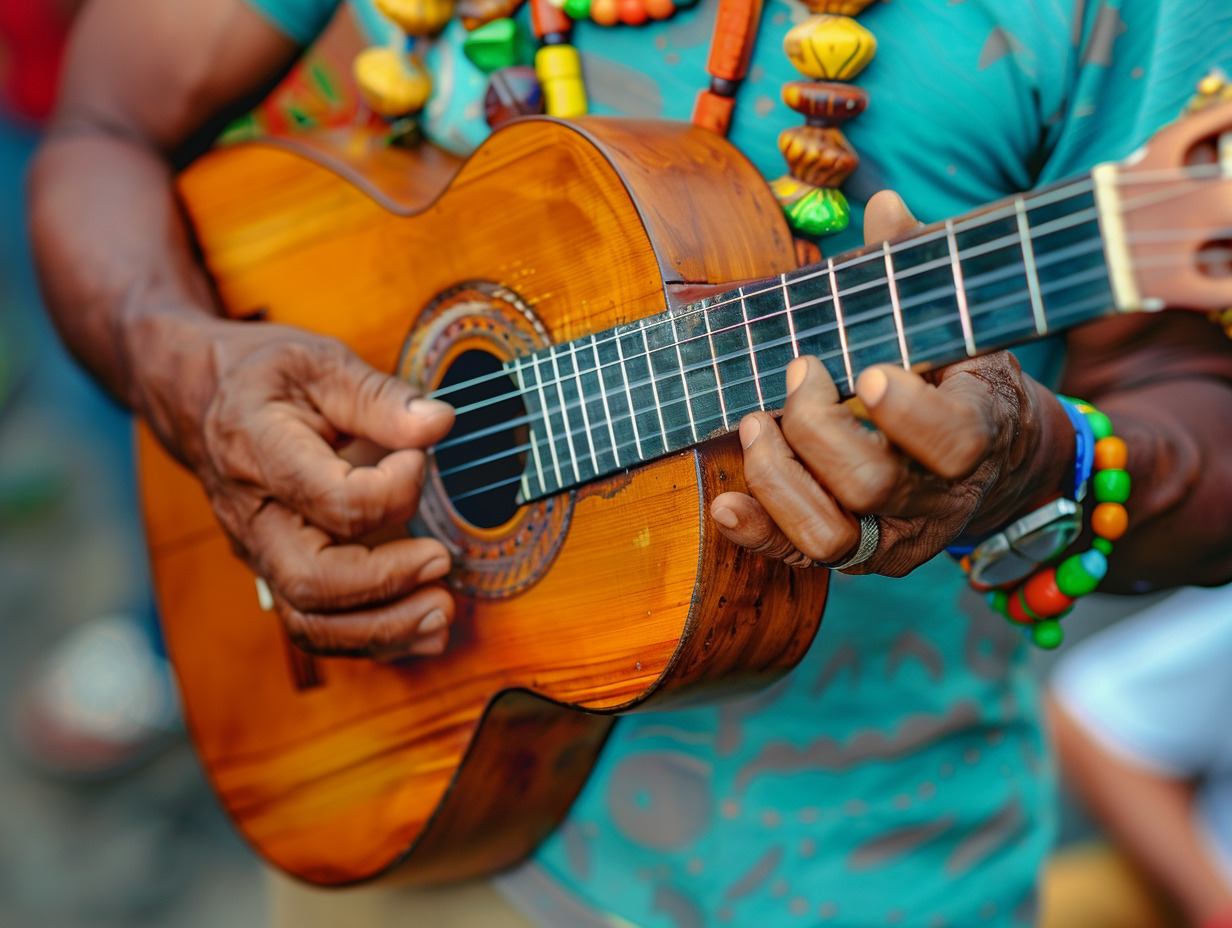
[139,93,1232,885]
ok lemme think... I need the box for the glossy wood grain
[139,118,828,885]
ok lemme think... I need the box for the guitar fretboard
[510,177,1113,502]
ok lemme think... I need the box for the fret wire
[739,287,766,410]
[590,334,621,468]
[669,311,699,441]
[781,273,801,359]
[547,345,580,484]
[702,304,729,429]
[945,218,977,356]
[615,327,644,459]
[883,240,910,370]
[827,257,855,393]
[510,357,544,498]
[569,340,600,475]
[640,318,670,447]
[530,353,563,489]
[451,271,1119,501]
[1015,196,1048,335]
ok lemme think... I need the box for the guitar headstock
[1096,70,1232,331]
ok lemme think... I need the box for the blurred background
[0,2,1216,927]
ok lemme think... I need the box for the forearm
[1061,315,1232,590]
[29,127,226,457]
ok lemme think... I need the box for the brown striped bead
[781,81,868,126]
[778,125,858,187]
[457,0,525,29]
[798,0,875,14]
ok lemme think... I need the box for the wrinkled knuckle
[277,565,322,612]
[797,518,854,563]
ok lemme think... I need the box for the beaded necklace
[353,0,879,239]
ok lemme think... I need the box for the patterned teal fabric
[241,0,1232,924]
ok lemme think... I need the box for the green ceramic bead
[1055,549,1107,598]
[1032,620,1064,650]
[462,18,532,73]
[988,589,1009,616]
[784,186,850,236]
[1085,409,1113,441]
[1093,468,1131,503]
[563,0,591,17]
[1092,537,1114,555]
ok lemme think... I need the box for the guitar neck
[512,172,1116,502]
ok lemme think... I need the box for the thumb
[303,349,455,450]
[863,190,920,246]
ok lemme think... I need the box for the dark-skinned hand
[710,190,1074,576]
[141,317,457,659]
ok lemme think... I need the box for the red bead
[781,81,868,126]
[1006,590,1035,624]
[618,0,648,24]
[644,0,676,18]
[1022,567,1075,618]
[692,89,736,135]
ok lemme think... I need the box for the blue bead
[1079,548,1108,581]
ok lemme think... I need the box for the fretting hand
[709,191,1074,576]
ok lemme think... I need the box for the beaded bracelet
[983,397,1130,650]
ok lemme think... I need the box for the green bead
[1093,468,1131,503]
[988,589,1010,617]
[1055,549,1107,597]
[784,186,850,236]
[563,0,591,17]
[1085,409,1114,440]
[1032,620,1064,650]
[462,18,532,73]
[1092,537,1114,555]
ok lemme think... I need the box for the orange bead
[691,90,736,135]
[644,0,675,18]
[589,0,619,24]
[618,0,648,25]
[1093,436,1128,471]
[1022,567,1075,618]
[1091,502,1129,540]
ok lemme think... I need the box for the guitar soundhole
[435,349,527,528]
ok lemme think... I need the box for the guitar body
[139,118,830,886]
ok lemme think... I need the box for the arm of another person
[29,0,458,659]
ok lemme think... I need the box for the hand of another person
[710,191,1073,577]
[141,318,457,659]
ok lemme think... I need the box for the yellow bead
[535,45,588,117]
[783,14,877,81]
[354,47,433,118]
[374,0,454,35]
[1093,436,1128,471]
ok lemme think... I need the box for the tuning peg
[1186,68,1232,114]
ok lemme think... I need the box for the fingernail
[857,368,889,408]
[419,609,448,633]
[785,358,808,396]
[423,556,452,580]
[739,416,762,449]
[712,506,738,529]
[411,633,447,656]
[408,397,453,418]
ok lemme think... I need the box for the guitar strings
[436,260,1117,489]
[425,162,1227,405]
[436,173,1223,424]
[436,206,1109,435]
[434,233,1111,458]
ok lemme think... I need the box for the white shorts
[1051,585,1232,889]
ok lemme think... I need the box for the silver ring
[825,515,881,571]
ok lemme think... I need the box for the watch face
[968,500,1083,587]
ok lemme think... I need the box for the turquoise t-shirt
[238,0,1232,925]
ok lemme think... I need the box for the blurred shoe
[12,615,183,779]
